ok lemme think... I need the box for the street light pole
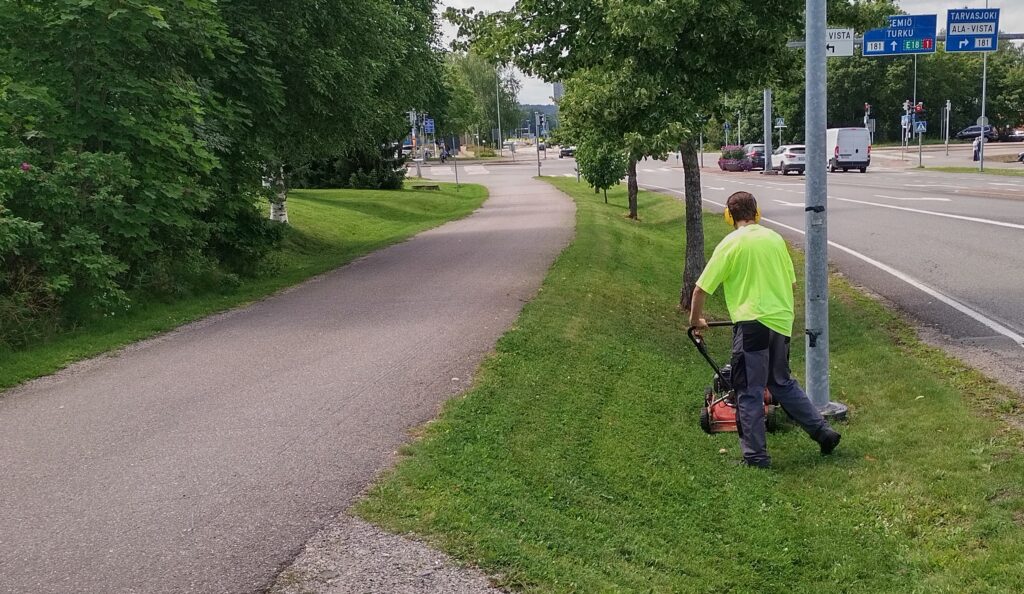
[496,69,503,157]
[763,89,773,173]
[805,0,847,420]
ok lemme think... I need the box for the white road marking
[562,173,575,178]
[641,182,1024,347]
[766,182,803,187]
[988,182,1023,187]
[839,197,1023,229]
[772,199,804,207]
[642,168,657,173]
[705,186,725,191]
[873,194,951,202]
[659,167,674,172]
[465,166,488,175]
[905,183,966,189]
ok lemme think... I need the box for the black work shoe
[817,429,841,455]
[734,458,771,469]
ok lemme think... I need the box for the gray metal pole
[763,89,773,172]
[804,0,846,420]
[496,71,503,157]
[945,99,951,156]
[980,52,988,172]
[738,113,742,146]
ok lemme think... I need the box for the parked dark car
[558,145,576,158]
[956,125,999,142]
[742,143,766,169]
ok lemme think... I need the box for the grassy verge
[928,166,1024,177]
[357,178,1024,593]
[0,182,487,391]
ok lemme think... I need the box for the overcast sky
[440,0,1023,105]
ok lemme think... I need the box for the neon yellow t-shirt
[696,224,797,336]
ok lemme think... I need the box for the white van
[826,127,871,172]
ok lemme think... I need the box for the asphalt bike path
[0,176,574,593]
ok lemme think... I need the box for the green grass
[357,178,1024,593]
[928,166,1024,177]
[0,182,487,391]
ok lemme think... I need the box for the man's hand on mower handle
[689,317,709,338]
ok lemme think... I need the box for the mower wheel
[699,407,713,434]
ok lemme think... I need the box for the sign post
[946,7,1000,172]
[805,0,847,420]
[915,120,927,167]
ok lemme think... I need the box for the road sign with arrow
[825,28,854,56]
[863,14,937,56]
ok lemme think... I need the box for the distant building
[553,82,564,101]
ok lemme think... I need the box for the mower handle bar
[687,322,734,388]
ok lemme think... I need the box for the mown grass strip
[0,182,487,391]
[928,166,1024,177]
[358,177,1024,593]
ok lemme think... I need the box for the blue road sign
[946,8,1000,53]
[914,120,927,134]
[424,118,435,134]
[863,14,937,56]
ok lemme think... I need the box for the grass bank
[929,166,1024,177]
[0,182,487,391]
[357,178,1024,593]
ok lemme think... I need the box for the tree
[574,137,626,204]
[451,0,803,305]
[222,0,434,222]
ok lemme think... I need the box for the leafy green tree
[451,0,803,306]
[574,137,626,204]
[0,0,280,338]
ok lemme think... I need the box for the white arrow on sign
[890,40,898,51]
[959,38,969,48]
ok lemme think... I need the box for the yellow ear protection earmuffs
[724,204,761,226]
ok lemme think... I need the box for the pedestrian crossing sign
[914,120,927,134]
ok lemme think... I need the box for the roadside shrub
[476,147,497,157]
[293,146,407,190]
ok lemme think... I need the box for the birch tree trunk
[269,164,289,224]
[626,158,638,219]
[680,140,705,310]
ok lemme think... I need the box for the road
[428,148,1024,389]
[0,174,574,593]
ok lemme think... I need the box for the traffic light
[864,103,872,116]
[915,102,924,114]
[903,99,911,112]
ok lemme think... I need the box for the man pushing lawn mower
[689,191,841,468]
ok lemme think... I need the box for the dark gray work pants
[731,321,829,466]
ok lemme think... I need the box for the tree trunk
[269,164,289,224]
[680,141,705,310]
[626,158,638,219]
[603,188,607,204]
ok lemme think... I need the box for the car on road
[559,145,576,158]
[742,143,766,170]
[773,144,805,175]
[826,127,871,173]
[956,125,999,142]
[1006,128,1024,142]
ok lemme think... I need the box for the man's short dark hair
[727,191,758,223]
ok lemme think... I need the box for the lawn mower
[688,321,778,434]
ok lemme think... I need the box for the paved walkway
[0,175,574,593]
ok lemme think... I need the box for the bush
[720,146,746,160]
[292,146,407,190]
[475,147,497,157]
